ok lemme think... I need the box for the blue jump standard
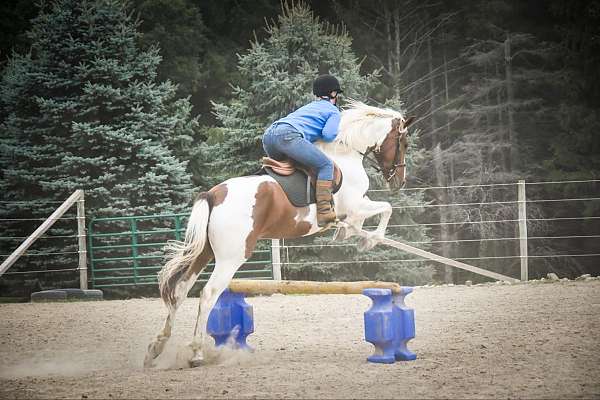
[363,288,416,363]
[206,287,416,364]
[206,290,254,350]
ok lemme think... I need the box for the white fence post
[517,180,529,281]
[0,190,85,278]
[77,193,88,289]
[271,239,282,280]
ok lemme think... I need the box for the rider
[262,74,342,227]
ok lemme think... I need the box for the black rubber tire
[62,289,103,300]
[31,290,67,302]
[30,289,103,302]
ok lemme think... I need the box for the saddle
[260,157,343,207]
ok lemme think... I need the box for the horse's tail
[158,196,210,308]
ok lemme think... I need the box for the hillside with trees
[1,0,598,292]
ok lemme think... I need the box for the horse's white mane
[334,100,404,153]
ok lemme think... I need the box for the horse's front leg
[337,197,392,251]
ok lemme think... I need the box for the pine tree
[0,0,196,284]
[133,0,207,107]
[203,2,377,185]
[435,1,568,281]
[0,0,195,216]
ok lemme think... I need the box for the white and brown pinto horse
[144,101,415,367]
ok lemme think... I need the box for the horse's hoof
[189,356,206,368]
[356,238,368,252]
[143,347,159,368]
[333,226,347,241]
[143,355,156,369]
[357,236,377,252]
[189,360,202,368]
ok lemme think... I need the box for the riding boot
[316,179,337,227]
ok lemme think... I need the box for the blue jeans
[262,123,334,180]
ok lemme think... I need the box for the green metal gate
[88,213,273,288]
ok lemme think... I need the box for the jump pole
[228,279,404,295]
[208,279,416,364]
[363,231,519,283]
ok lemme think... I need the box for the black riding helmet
[313,74,343,98]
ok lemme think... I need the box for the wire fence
[277,178,600,282]
[1,179,598,288]
[0,198,84,280]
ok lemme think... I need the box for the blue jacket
[276,100,340,143]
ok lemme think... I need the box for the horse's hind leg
[144,246,213,368]
[144,306,177,368]
[144,288,196,368]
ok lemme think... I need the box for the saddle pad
[263,168,316,207]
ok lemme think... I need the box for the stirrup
[317,213,347,231]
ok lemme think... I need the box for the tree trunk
[428,35,436,134]
[484,64,491,131]
[393,4,401,97]
[505,31,517,171]
[496,63,504,131]
[442,44,456,278]
[383,0,393,78]
[443,44,450,135]
[495,62,510,172]
[428,34,453,283]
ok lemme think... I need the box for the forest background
[1,0,598,296]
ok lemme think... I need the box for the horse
[143,100,415,367]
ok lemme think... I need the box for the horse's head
[369,116,416,190]
[334,102,417,190]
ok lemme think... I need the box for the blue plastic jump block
[363,287,416,364]
[206,289,254,350]
[206,287,416,364]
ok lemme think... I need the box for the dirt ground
[1,280,599,399]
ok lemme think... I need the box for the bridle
[360,118,408,182]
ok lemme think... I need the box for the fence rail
[275,178,600,282]
[1,178,598,290]
[0,191,88,289]
[87,214,273,288]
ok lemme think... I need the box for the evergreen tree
[0,0,38,64]
[133,0,207,110]
[544,0,600,180]
[203,2,377,185]
[0,0,195,217]
[430,0,576,280]
[0,0,197,285]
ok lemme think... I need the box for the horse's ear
[404,116,416,129]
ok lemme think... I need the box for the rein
[359,146,382,173]
[359,130,406,182]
